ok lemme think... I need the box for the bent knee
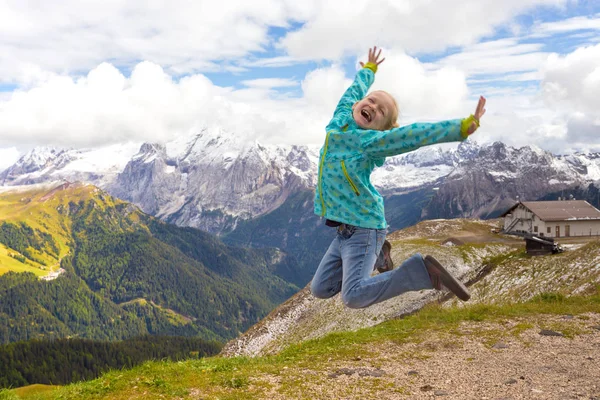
[310,281,336,299]
[341,292,370,309]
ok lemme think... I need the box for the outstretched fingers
[372,46,385,65]
[475,96,486,120]
[363,46,385,66]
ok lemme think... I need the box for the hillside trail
[252,313,600,399]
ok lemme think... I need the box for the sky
[0,0,599,170]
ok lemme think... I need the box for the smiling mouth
[361,109,372,123]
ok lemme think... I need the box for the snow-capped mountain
[2,127,600,236]
[107,127,320,233]
[0,143,141,187]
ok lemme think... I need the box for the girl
[311,47,485,308]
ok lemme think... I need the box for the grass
[12,288,600,400]
[0,244,48,277]
[0,184,139,278]
[12,386,58,399]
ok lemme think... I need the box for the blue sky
[0,0,599,169]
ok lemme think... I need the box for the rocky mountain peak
[0,146,74,185]
[2,136,600,236]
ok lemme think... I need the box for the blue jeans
[310,224,433,309]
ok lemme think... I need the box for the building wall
[503,204,533,233]
[536,220,600,238]
[504,204,600,237]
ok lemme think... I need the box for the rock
[539,329,564,337]
[504,379,518,385]
[591,325,600,331]
[492,342,509,349]
[407,370,419,376]
[327,368,355,378]
[358,369,385,377]
[327,367,385,378]
[420,384,434,392]
[434,390,449,396]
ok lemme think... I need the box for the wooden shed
[524,234,563,256]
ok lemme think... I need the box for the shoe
[375,240,394,273]
[423,255,470,301]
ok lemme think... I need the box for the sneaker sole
[424,255,471,301]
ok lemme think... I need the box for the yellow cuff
[460,114,480,138]
[363,62,378,73]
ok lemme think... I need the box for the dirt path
[256,313,600,399]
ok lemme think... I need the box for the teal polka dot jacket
[314,67,470,230]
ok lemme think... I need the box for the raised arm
[361,97,487,158]
[328,47,385,127]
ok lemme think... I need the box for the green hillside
[0,183,299,343]
[4,217,598,399]
[6,290,599,400]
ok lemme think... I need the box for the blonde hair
[372,90,399,129]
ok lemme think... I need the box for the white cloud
[0,52,477,149]
[241,78,299,89]
[301,64,351,115]
[0,147,20,171]
[240,56,306,68]
[279,0,567,59]
[566,113,600,150]
[0,0,573,86]
[435,39,549,77]
[1,0,598,156]
[0,0,308,85]
[369,51,469,121]
[536,43,600,151]
[532,13,600,36]
[542,43,600,114]
[0,62,225,147]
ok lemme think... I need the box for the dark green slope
[67,199,300,340]
[0,187,299,344]
[0,272,148,344]
[223,190,333,286]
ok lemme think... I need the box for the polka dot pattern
[315,68,467,229]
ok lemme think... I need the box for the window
[547,227,551,234]
[534,226,538,233]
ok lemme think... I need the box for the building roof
[502,200,600,221]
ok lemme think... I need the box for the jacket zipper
[341,160,360,196]
[318,131,332,216]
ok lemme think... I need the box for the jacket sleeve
[327,64,377,128]
[360,118,471,159]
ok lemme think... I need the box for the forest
[0,335,222,388]
[0,195,299,344]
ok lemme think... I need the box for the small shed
[524,235,563,256]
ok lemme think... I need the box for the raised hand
[467,96,486,135]
[360,46,385,68]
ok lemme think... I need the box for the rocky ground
[250,313,600,400]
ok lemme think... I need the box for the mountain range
[2,127,600,286]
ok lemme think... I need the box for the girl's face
[352,91,397,131]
